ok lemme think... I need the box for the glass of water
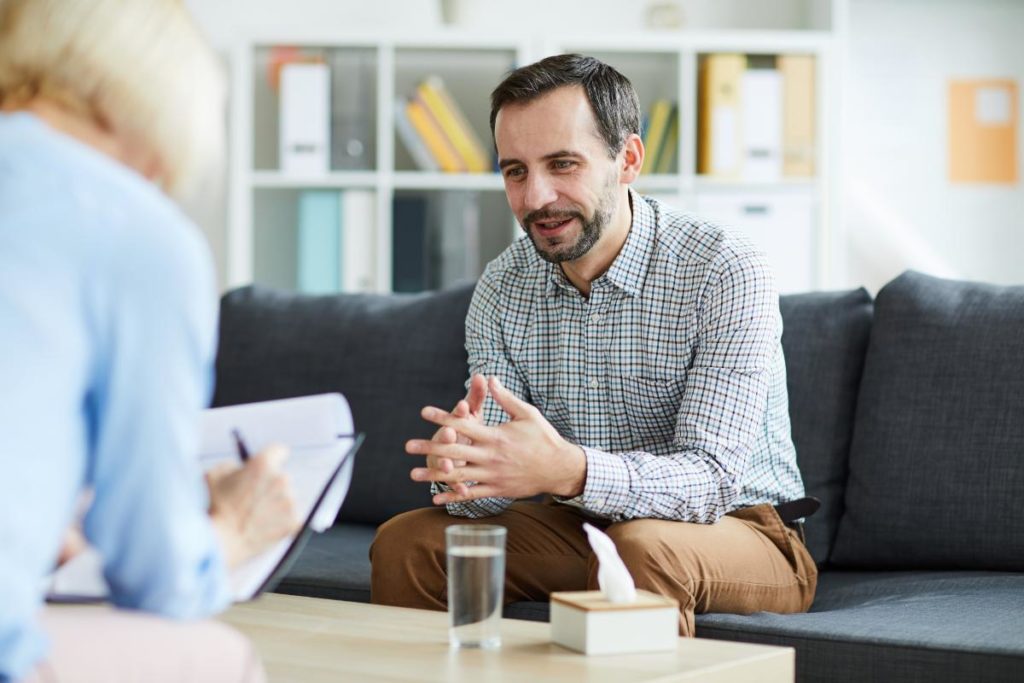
[446,524,507,649]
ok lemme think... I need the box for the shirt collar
[544,188,655,297]
[600,188,655,297]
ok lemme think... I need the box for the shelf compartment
[253,45,379,173]
[252,187,377,293]
[392,46,515,174]
[392,189,515,293]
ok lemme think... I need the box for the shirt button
[590,313,602,324]
[588,378,600,389]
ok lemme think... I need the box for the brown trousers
[370,500,817,636]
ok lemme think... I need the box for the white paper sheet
[48,393,359,603]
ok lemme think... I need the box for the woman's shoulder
[0,112,211,286]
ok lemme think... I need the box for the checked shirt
[440,189,805,523]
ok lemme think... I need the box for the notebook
[48,393,362,603]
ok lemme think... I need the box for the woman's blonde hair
[0,0,225,199]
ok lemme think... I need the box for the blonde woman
[0,1,299,680]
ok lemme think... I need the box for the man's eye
[505,167,525,179]
[553,160,575,170]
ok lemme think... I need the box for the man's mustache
[522,208,584,227]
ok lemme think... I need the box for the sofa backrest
[831,271,1024,570]
[779,288,874,564]
[213,282,875,555]
[214,284,476,525]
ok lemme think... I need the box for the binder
[340,190,376,292]
[48,394,364,603]
[297,191,341,293]
[698,54,746,178]
[405,97,466,173]
[741,66,783,181]
[392,195,430,292]
[415,77,491,173]
[430,191,480,289]
[778,55,816,177]
[280,62,331,175]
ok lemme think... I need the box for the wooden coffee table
[220,593,793,682]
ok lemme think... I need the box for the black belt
[773,496,820,526]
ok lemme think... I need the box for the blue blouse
[0,113,230,680]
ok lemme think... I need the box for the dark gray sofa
[213,271,1024,682]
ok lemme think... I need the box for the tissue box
[550,590,679,655]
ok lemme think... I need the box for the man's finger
[405,439,478,463]
[467,374,488,415]
[487,376,533,419]
[432,484,500,506]
[419,406,491,442]
[411,463,487,485]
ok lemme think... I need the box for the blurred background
[180,0,1023,296]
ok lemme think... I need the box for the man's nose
[523,172,558,212]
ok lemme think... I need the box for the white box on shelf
[550,590,679,655]
[695,191,816,293]
[280,62,331,175]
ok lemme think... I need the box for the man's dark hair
[489,53,641,158]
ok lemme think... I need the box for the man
[371,54,816,635]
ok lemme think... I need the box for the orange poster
[948,79,1018,184]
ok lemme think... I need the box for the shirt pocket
[621,375,685,447]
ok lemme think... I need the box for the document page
[48,393,359,603]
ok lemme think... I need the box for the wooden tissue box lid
[550,589,678,612]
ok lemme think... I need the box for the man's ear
[619,133,644,184]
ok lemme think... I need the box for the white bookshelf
[227,8,843,294]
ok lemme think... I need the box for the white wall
[844,0,1024,292]
[186,0,818,49]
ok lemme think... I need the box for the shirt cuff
[552,446,630,519]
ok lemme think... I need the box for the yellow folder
[778,55,816,178]
[698,53,746,178]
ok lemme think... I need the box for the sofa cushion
[832,271,1024,569]
[275,524,376,603]
[779,288,873,564]
[214,284,475,525]
[696,570,1024,682]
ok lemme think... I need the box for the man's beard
[521,185,616,264]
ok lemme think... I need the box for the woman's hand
[206,444,300,569]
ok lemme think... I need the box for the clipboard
[48,394,363,604]
[241,432,364,600]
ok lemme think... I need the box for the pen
[232,428,250,463]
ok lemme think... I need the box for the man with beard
[371,54,817,635]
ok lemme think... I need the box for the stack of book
[395,76,492,173]
[698,53,816,181]
[640,99,679,175]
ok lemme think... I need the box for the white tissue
[583,522,637,603]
